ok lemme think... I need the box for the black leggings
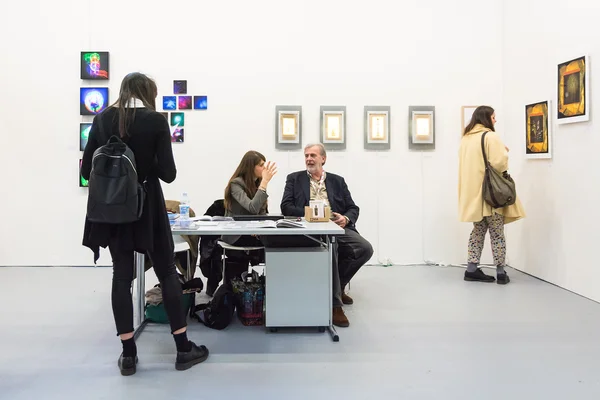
[108,236,187,335]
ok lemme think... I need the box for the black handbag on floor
[481,132,516,208]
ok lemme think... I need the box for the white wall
[502,0,600,301]
[0,0,504,267]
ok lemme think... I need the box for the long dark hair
[224,151,266,211]
[111,72,158,138]
[463,105,495,135]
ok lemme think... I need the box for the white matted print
[278,111,300,143]
[367,111,389,143]
[411,110,434,144]
[322,111,344,143]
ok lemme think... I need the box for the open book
[246,219,305,229]
[192,215,234,222]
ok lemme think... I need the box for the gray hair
[304,143,327,157]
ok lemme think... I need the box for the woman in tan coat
[458,106,525,284]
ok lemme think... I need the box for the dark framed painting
[525,100,552,159]
[557,55,590,124]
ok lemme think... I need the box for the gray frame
[320,106,346,150]
[408,105,435,151]
[275,105,302,150]
[364,105,391,150]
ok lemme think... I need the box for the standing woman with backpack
[81,72,208,375]
[458,106,526,285]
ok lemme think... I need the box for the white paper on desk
[194,221,218,226]
[220,223,242,229]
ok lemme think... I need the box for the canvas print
[525,101,552,159]
[80,123,92,151]
[170,112,184,127]
[178,96,192,110]
[80,87,109,115]
[557,55,590,124]
[171,127,184,143]
[194,96,208,110]
[163,96,177,110]
[173,80,187,94]
[79,159,88,187]
[81,52,109,80]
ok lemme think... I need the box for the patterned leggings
[468,213,506,266]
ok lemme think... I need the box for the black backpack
[193,284,235,330]
[86,116,146,224]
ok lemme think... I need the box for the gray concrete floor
[1,265,599,399]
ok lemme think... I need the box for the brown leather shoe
[342,292,353,305]
[332,306,349,327]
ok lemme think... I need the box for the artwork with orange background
[557,56,587,121]
[525,101,550,157]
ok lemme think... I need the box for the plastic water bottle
[179,192,190,228]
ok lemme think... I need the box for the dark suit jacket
[281,171,360,231]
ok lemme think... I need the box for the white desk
[133,220,344,341]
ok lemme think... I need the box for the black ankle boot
[175,341,209,371]
[497,273,510,285]
[118,353,138,376]
[464,268,495,283]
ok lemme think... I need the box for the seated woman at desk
[221,150,277,283]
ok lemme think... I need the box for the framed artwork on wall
[80,123,92,151]
[557,55,590,124]
[194,96,208,110]
[275,105,302,150]
[525,100,552,159]
[320,106,346,150]
[173,80,187,94]
[178,96,192,110]
[408,106,435,150]
[170,112,184,127]
[80,87,109,115]
[163,96,177,110]
[461,105,478,133]
[80,51,109,80]
[364,106,390,150]
[79,159,88,187]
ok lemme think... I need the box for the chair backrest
[204,199,225,217]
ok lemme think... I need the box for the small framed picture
[170,112,184,127]
[173,80,187,94]
[556,55,590,124]
[163,96,177,110]
[80,123,92,151]
[194,96,207,110]
[408,106,435,150]
[275,106,302,149]
[80,51,109,80]
[80,87,109,115]
[320,106,346,150]
[525,100,552,159]
[364,106,391,150]
[178,96,192,110]
[79,159,88,187]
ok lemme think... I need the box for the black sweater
[81,107,177,262]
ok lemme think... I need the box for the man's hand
[331,212,347,228]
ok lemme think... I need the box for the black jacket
[280,170,360,231]
[81,107,176,262]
